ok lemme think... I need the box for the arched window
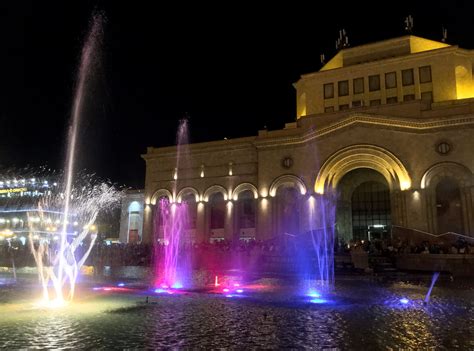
[237,190,256,229]
[210,193,225,229]
[127,201,141,243]
[153,196,170,243]
[277,186,301,239]
[436,178,463,234]
[182,193,197,229]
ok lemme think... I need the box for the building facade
[141,36,474,244]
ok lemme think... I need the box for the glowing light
[400,180,411,191]
[215,275,219,287]
[400,298,409,304]
[233,283,240,287]
[308,290,321,298]
[223,288,230,292]
[413,190,420,200]
[117,283,125,287]
[35,298,67,309]
[236,289,243,293]
[310,298,328,304]
[171,282,183,289]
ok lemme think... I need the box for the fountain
[153,119,192,290]
[306,193,336,293]
[424,271,440,304]
[25,13,121,306]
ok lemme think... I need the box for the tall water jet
[304,192,336,294]
[26,14,117,306]
[153,119,192,289]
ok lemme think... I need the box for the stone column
[196,202,206,242]
[257,197,272,241]
[224,200,235,240]
[142,204,154,244]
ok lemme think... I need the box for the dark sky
[1,1,473,188]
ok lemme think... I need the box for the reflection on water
[0,277,472,349]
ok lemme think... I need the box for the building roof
[320,36,451,72]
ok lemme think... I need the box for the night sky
[1,1,473,188]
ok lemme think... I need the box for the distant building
[142,35,474,244]
[119,190,145,243]
[0,176,63,242]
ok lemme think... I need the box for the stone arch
[421,162,473,235]
[150,188,173,205]
[269,175,307,197]
[232,183,258,200]
[203,185,228,202]
[176,187,200,203]
[315,144,412,194]
[421,162,473,189]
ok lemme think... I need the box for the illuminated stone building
[141,35,474,244]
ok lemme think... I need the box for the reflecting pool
[1,274,472,349]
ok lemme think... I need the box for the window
[352,100,363,107]
[338,80,349,96]
[402,69,414,86]
[436,141,452,155]
[403,94,415,101]
[339,104,349,111]
[351,181,391,241]
[385,72,397,89]
[370,99,381,106]
[353,77,364,94]
[324,106,334,113]
[387,96,398,104]
[369,75,380,91]
[419,66,432,83]
[421,91,433,103]
[324,83,334,99]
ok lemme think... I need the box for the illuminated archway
[269,175,307,197]
[232,183,258,200]
[421,162,473,234]
[421,162,473,189]
[203,185,228,202]
[150,188,173,205]
[176,187,200,203]
[315,144,411,194]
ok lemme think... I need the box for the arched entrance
[235,190,256,241]
[336,169,391,242]
[127,201,142,243]
[181,193,197,242]
[209,192,225,242]
[276,186,301,241]
[435,178,463,234]
[421,162,473,235]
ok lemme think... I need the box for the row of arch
[149,175,308,205]
[150,160,472,206]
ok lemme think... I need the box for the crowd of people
[1,233,473,269]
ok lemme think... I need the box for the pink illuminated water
[153,200,192,288]
[153,119,192,289]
